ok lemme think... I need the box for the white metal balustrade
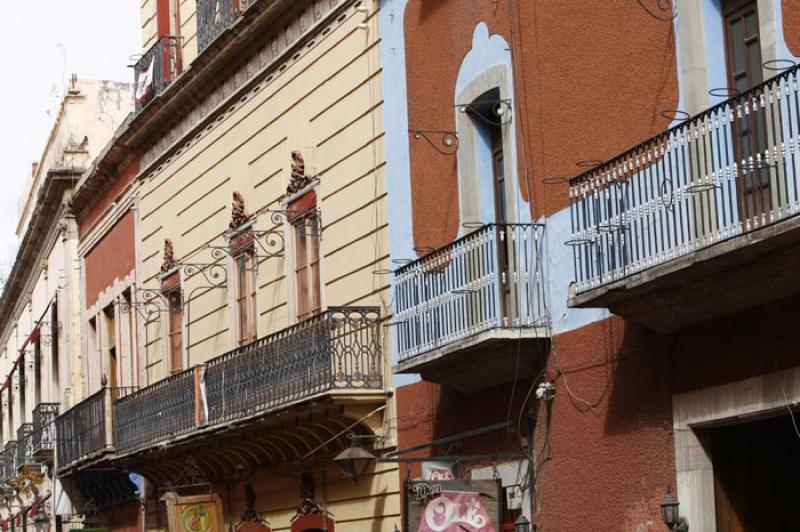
[394,224,547,362]
[569,64,800,293]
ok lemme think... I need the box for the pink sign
[417,491,496,532]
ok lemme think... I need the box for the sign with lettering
[421,461,458,481]
[406,480,500,532]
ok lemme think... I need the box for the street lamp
[660,488,689,531]
[514,515,531,532]
[334,445,375,482]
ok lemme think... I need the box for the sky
[0,1,140,277]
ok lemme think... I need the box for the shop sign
[421,462,458,481]
[163,493,225,532]
[407,480,500,532]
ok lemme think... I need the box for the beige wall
[133,3,398,526]
[137,4,388,380]
[16,79,132,236]
[141,0,199,69]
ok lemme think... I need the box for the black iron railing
[394,224,547,361]
[115,369,196,455]
[114,307,383,454]
[55,387,136,471]
[569,64,800,293]
[134,35,183,112]
[15,423,34,470]
[206,307,383,424]
[32,403,59,460]
[1,442,16,480]
[56,389,106,470]
[197,0,249,53]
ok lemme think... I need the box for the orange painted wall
[404,0,678,252]
[784,0,800,55]
[84,210,136,307]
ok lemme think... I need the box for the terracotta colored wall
[404,0,678,251]
[784,0,800,56]
[84,210,136,307]
[109,501,142,532]
[79,158,139,239]
[399,293,800,531]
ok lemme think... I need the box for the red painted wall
[79,158,139,240]
[784,0,800,56]
[399,294,800,530]
[404,0,678,252]
[109,501,143,532]
[84,210,136,307]
[398,1,800,530]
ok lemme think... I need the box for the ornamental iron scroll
[410,130,459,155]
[160,456,212,494]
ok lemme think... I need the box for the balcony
[568,65,800,333]
[393,224,549,393]
[15,423,35,472]
[32,403,59,463]
[1,442,15,481]
[197,0,254,54]
[114,307,383,456]
[55,387,135,472]
[134,35,183,112]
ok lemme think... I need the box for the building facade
[54,0,400,531]
[0,77,132,531]
[383,0,800,530]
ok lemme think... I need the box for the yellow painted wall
[147,461,402,531]
[141,0,199,75]
[137,5,388,381]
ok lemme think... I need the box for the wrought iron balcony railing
[115,307,383,455]
[393,224,547,362]
[15,423,34,471]
[134,35,183,112]
[55,387,136,471]
[205,306,382,425]
[197,0,253,53]
[1,443,16,480]
[114,369,196,456]
[569,64,800,293]
[32,403,59,461]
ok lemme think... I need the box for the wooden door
[723,0,769,220]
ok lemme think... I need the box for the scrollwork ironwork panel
[134,35,183,112]
[15,423,34,469]
[32,402,59,460]
[55,389,107,470]
[114,371,195,454]
[205,307,383,425]
[197,0,242,53]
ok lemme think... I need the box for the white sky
[0,1,140,272]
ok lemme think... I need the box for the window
[50,298,59,399]
[33,336,41,406]
[104,305,117,390]
[167,290,183,374]
[292,209,322,322]
[157,0,181,37]
[467,88,511,317]
[18,348,25,423]
[724,0,769,219]
[235,250,257,345]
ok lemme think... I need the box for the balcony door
[724,0,769,221]
[468,88,512,322]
